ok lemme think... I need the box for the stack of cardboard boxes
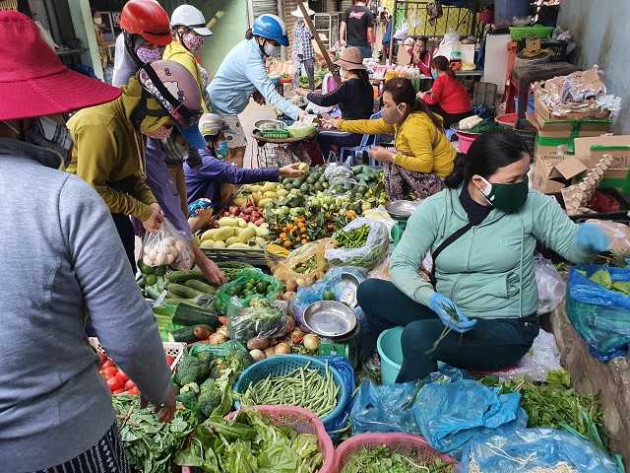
[529,85,628,196]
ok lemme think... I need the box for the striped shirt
[293,21,314,61]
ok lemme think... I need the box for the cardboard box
[531,113,611,138]
[531,167,566,194]
[534,87,611,124]
[574,135,630,177]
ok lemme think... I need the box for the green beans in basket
[241,363,339,417]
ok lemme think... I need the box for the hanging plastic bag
[567,265,630,358]
[535,254,567,314]
[141,218,194,270]
[326,218,389,270]
[458,428,621,473]
[413,379,526,458]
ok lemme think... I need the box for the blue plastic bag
[567,266,630,358]
[457,428,621,472]
[350,380,420,434]
[413,379,526,458]
[319,356,355,440]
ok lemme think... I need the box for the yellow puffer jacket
[338,112,456,177]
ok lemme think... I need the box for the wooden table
[252,130,320,168]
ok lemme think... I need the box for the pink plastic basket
[226,406,335,473]
[456,131,479,154]
[334,433,457,472]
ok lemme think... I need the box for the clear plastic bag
[141,218,194,270]
[535,255,567,314]
[458,428,621,473]
[326,218,390,270]
[226,297,291,343]
[269,238,334,288]
[324,163,357,196]
[214,268,285,315]
[567,265,630,358]
[586,219,630,256]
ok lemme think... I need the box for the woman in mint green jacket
[358,131,610,382]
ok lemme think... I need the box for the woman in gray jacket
[0,12,174,473]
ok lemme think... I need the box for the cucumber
[172,326,197,343]
[167,283,201,300]
[146,285,164,300]
[185,280,216,295]
[171,302,219,328]
[166,269,205,283]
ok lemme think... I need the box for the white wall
[558,0,630,134]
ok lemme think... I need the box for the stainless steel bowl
[253,119,286,131]
[303,300,357,338]
[385,200,422,218]
[337,273,360,308]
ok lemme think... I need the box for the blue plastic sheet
[457,428,621,473]
[350,380,419,435]
[567,266,630,359]
[413,379,527,458]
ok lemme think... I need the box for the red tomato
[115,372,128,384]
[107,377,123,392]
[103,366,118,379]
[102,360,114,370]
[166,355,175,366]
[124,379,136,390]
[127,386,140,395]
[112,389,125,395]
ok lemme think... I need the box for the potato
[247,337,271,351]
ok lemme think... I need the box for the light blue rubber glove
[429,293,478,333]
[576,224,610,253]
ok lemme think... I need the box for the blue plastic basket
[234,354,349,428]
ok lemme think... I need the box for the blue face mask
[215,140,229,160]
[431,69,439,79]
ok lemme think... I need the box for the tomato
[166,355,175,366]
[102,360,114,370]
[124,379,136,390]
[127,386,140,395]
[115,372,128,384]
[112,389,125,395]
[103,366,118,379]
[107,377,123,392]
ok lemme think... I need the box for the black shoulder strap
[430,222,473,287]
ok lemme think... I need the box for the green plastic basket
[509,25,554,41]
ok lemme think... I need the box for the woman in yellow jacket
[328,77,456,200]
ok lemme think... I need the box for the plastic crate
[335,433,457,471]
[234,354,349,428]
[88,337,186,374]
[509,25,554,41]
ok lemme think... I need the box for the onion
[303,334,321,351]
[285,279,298,292]
[274,342,291,355]
[264,347,276,358]
[249,349,266,362]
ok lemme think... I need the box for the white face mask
[264,42,281,57]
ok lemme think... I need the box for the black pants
[111,213,136,274]
[429,105,474,129]
[34,423,129,473]
[357,279,540,383]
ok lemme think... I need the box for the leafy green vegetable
[174,356,210,386]
[113,395,198,473]
[341,445,453,473]
[612,281,630,295]
[176,410,324,473]
[590,269,613,289]
[481,370,605,448]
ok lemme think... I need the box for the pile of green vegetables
[334,225,370,249]
[583,269,630,295]
[176,409,324,473]
[214,269,285,316]
[481,370,606,449]
[241,363,339,417]
[341,445,453,473]
[174,343,252,420]
[228,298,290,342]
[113,395,198,473]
